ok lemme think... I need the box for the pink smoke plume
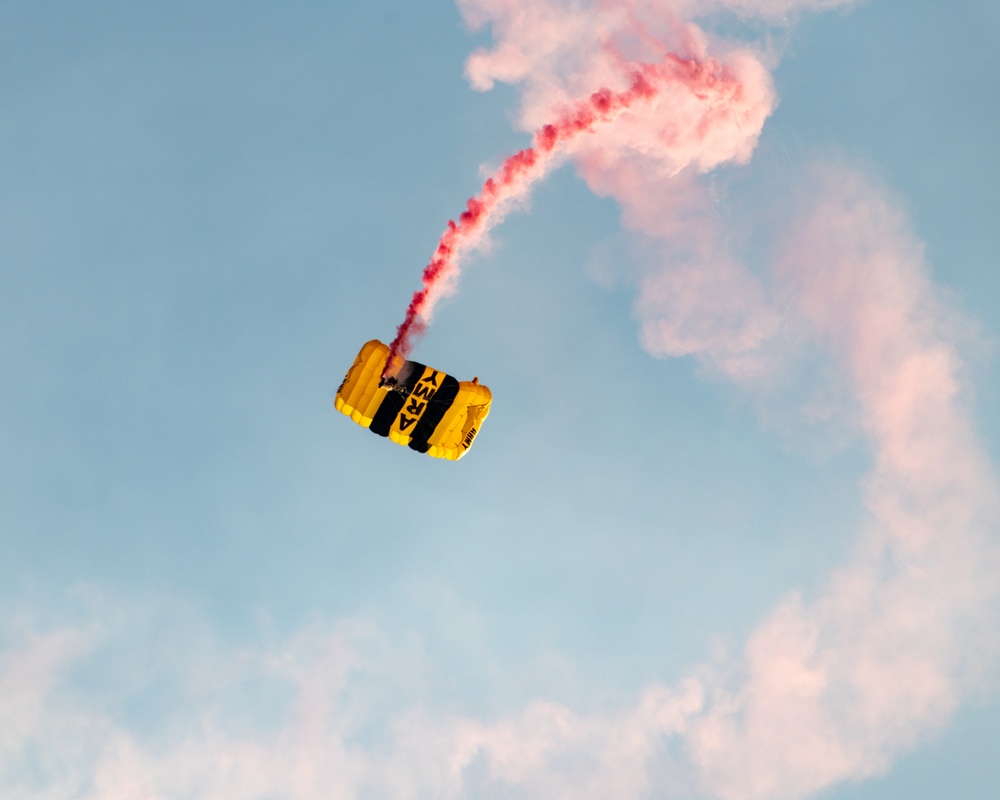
[385,45,771,370]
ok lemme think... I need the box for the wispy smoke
[399,0,997,796]
[387,2,776,364]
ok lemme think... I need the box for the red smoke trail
[384,51,745,371]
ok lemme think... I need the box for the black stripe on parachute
[368,361,426,437]
[408,375,460,453]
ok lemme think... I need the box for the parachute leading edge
[335,340,491,460]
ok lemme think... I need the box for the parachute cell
[335,340,491,460]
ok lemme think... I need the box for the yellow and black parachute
[335,340,491,460]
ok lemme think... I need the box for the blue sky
[1,2,998,798]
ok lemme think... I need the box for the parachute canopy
[335,340,491,460]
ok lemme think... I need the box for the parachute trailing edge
[335,340,491,460]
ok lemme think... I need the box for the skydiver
[379,375,408,396]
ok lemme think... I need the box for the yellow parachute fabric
[335,340,492,460]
